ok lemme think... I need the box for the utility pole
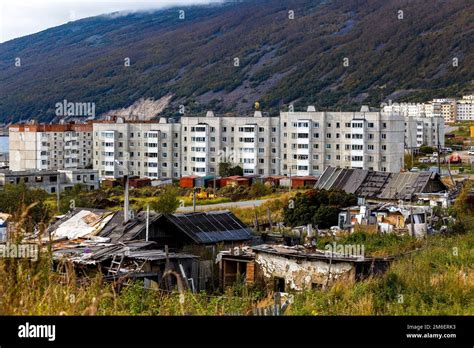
[289,166,292,193]
[437,121,441,175]
[213,174,216,195]
[145,204,150,242]
[115,158,130,223]
[56,173,60,213]
[193,187,196,213]
[124,173,129,223]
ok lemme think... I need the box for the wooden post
[267,207,273,230]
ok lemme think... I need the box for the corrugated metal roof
[315,167,447,200]
[166,211,253,244]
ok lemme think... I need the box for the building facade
[92,117,181,179]
[180,111,281,177]
[12,106,409,181]
[0,169,99,194]
[92,108,406,179]
[382,102,445,149]
[404,116,445,149]
[9,123,93,171]
[279,107,405,175]
[456,95,474,121]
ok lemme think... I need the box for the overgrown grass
[288,232,474,315]
[315,232,426,257]
[0,231,472,315]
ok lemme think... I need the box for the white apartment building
[456,95,474,121]
[92,117,181,179]
[382,102,445,149]
[9,123,93,171]
[279,106,405,176]
[404,116,445,149]
[91,108,406,179]
[180,111,281,176]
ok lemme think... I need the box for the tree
[59,184,94,214]
[219,162,231,177]
[219,162,243,177]
[419,145,434,155]
[312,205,340,229]
[150,185,180,214]
[283,189,356,227]
[0,182,52,230]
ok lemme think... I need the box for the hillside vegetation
[0,0,472,122]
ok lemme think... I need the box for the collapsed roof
[47,208,253,245]
[315,167,447,200]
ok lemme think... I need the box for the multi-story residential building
[436,99,457,123]
[9,123,93,171]
[180,111,281,176]
[456,95,474,121]
[404,116,445,149]
[92,117,181,179]
[92,108,406,179]
[279,106,405,175]
[382,102,445,149]
[383,100,454,124]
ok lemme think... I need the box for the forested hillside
[0,0,472,122]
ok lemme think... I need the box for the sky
[0,0,221,43]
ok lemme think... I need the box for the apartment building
[180,111,281,176]
[436,99,457,123]
[382,102,445,149]
[9,123,93,171]
[456,95,474,121]
[92,117,181,179]
[279,106,405,176]
[404,116,445,149]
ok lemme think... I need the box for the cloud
[0,0,222,43]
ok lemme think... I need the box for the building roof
[52,240,197,265]
[48,208,161,243]
[48,208,253,245]
[316,167,447,200]
[315,167,369,193]
[252,244,393,262]
[165,211,253,244]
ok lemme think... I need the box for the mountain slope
[0,0,473,122]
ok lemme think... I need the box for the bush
[283,189,357,227]
[249,182,271,199]
[150,185,180,214]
